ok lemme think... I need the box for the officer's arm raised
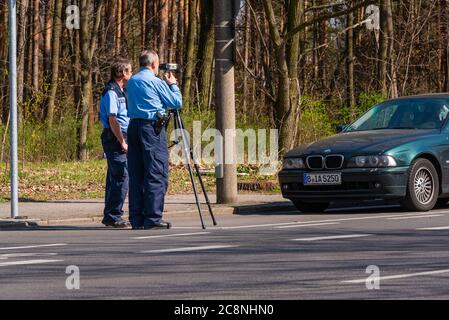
[156,79,182,110]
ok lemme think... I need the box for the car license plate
[304,173,342,186]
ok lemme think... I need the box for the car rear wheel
[292,200,330,213]
[401,158,439,212]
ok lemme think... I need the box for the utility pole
[8,0,19,219]
[214,0,238,204]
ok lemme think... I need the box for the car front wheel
[292,200,330,213]
[401,158,439,212]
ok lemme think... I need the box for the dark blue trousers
[101,129,129,224]
[127,120,169,228]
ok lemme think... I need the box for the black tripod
[169,109,217,229]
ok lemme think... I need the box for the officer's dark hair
[111,57,132,80]
[139,50,158,68]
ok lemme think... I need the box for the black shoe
[132,226,144,230]
[144,221,172,230]
[102,220,130,229]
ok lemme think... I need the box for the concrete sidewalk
[0,193,293,226]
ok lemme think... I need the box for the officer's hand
[164,72,178,86]
[121,142,128,154]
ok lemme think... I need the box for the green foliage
[338,92,386,125]
[0,113,104,162]
[296,92,386,144]
[298,96,335,144]
[0,91,385,164]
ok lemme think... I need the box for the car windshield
[346,98,449,132]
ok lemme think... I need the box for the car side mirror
[336,125,347,133]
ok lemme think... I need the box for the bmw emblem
[324,149,332,154]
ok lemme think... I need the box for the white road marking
[0,244,67,251]
[291,234,373,242]
[140,245,237,254]
[388,214,443,220]
[171,227,206,230]
[417,226,449,230]
[342,269,449,284]
[276,222,341,229]
[0,259,64,267]
[219,212,449,230]
[0,253,58,260]
[132,232,210,240]
[220,222,308,229]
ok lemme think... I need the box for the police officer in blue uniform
[127,50,182,230]
[99,57,133,228]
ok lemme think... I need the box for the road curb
[1,202,295,227]
[0,220,39,230]
[28,206,236,226]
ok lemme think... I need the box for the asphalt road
[1,204,449,300]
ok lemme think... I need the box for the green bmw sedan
[279,94,449,213]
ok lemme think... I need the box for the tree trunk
[0,2,8,123]
[242,2,250,122]
[346,10,356,113]
[152,0,158,49]
[158,0,169,62]
[177,0,185,81]
[106,0,116,55]
[263,0,293,154]
[168,0,178,61]
[197,0,214,112]
[43,0,52,90]
[17,0,29,116]
[141,0,147,50]
[78,0,103,161]
[116,0,122,54]
[25,8,33,101]
[144,0,153,48]
[440,0,449,91]
[69,23,81,118]
[378,0,388,97]
[122,0,128,53]
[32,0,39,92]
[387,0,398,98]
[182,0,198,109]
[46,0,63,126]
[286,0,301,150]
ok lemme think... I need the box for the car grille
[307,156,324,170]
[306,155,344,170]
[325,155,344,169]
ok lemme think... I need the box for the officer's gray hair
[139,50,158,68]
[111,57,132,80]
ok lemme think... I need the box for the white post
[8,0,19,219]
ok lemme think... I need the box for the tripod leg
[174,112,206,229]
[190,151,218,226]
[178,114,218,225]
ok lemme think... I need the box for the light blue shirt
[127,68,182,120]
[99,90,130,132]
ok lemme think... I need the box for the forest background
[0,0,446,200]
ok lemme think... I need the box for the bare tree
[78,0,104,160]
[46,0,62,126]
[182,0,198,109]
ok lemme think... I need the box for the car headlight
[283,158,305,170]
[349,155,397,168]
